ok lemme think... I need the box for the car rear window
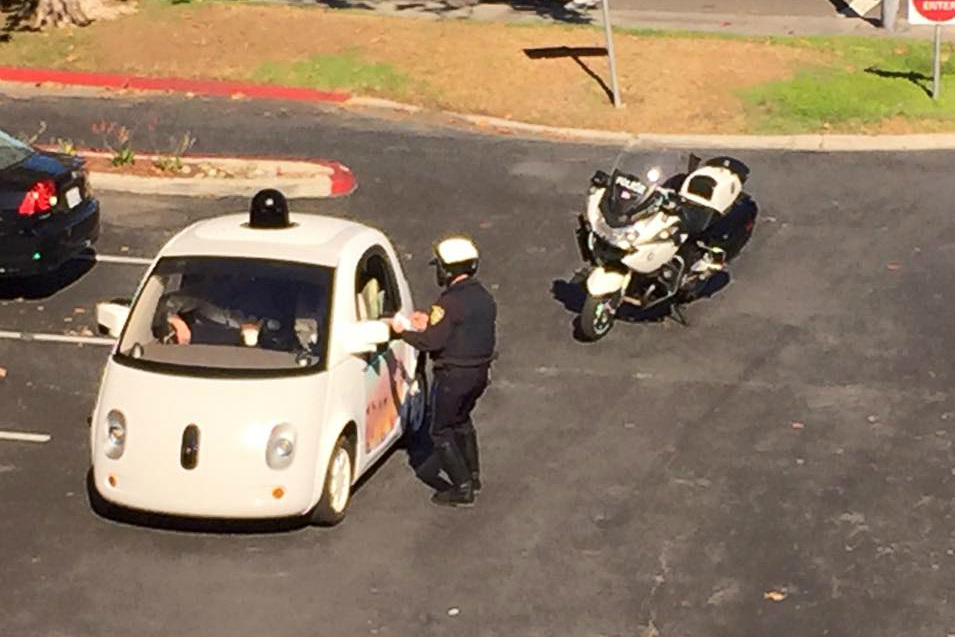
[0,130,34,171]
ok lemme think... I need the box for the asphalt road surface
[0,92,953,637]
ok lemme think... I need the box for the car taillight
[18,180,57,217]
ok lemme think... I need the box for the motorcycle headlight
[266,424,296,470]
[104,410,126,460]
[653,225,678,242]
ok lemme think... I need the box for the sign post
[883,0,900,30]
[599,0,622,108]
[934,23,943,99]
[908,0,955,100]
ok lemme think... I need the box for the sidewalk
[291,0,955,40]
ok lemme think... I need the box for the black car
[0,129,100,277]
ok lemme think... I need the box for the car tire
[309,435,354,527]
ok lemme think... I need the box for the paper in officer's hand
[394,314,414,332]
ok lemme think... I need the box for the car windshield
[0,130,34,171]
[117,256,334,374]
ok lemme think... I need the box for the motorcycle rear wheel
[579,293,618,342]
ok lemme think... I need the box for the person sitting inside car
[155,275,294,350]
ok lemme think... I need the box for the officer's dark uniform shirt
[400,277,496,368]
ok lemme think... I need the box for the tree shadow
[309,0,594,23]
[0,251,96,301]
[524,46,613,104]
[825,0,881,26]
[0,0,35,42]
[865,66,933,97]
[488,0,593,23]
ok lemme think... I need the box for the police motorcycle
[574,154,758,341]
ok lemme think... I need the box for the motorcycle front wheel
[578,293,619,342]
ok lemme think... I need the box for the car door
[354,246,412,463]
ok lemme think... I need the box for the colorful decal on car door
[363,345,409,452]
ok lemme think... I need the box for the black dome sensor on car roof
[249,189,290,229]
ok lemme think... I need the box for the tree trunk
[31,0,133,29]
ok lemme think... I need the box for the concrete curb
[6,67,955,152]
[0,66,351,103]
[432,112,955,151]
[59,150,357,198]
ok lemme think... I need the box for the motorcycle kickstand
[670,303,690,327]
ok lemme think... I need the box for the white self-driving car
[90,201,423,525]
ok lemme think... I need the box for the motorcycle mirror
[687,153,702,173]
[591,170,610,187]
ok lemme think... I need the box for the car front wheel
[309,435,354,526]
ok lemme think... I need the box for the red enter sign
[912,0,955,22]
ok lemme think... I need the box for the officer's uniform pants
[430,365,488,488]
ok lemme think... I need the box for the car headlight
[104,409,126,460]
[266,424,296,470]
[275,438,293,457]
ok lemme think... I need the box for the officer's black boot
[414,451,452,492]
[431,439,474,507]
[456,428,481,493]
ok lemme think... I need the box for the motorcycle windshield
[595,149,685,229]
[600,173,662,228]
[610,148,688,188]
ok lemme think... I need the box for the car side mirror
[96,300,131,338]
[342,320,390,355]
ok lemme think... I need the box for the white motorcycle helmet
[431,236,479,287]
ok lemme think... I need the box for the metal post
[882,0,899,30]
[600,0,622,108]
[933,25,942,100]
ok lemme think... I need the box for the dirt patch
[862,117,955,135]
[79,153,328,180]
[83,155,243,178]
[16,1,830,134]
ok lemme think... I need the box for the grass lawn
[743,36,955,133]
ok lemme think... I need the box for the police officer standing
[389,236,496,507]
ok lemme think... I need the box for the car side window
[355,248,401,321]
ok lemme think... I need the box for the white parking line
[0,330,115,346]
[0,431,52,443]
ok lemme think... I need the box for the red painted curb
[324,161,357,197]
[0,66,351,104]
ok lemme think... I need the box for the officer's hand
[388,316,405,334]
[411,311,429,331]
